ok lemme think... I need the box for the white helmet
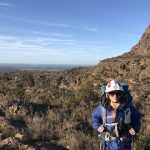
[105,80,124,93]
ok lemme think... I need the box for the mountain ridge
[129,24,150,56]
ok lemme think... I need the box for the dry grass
[26,109,61,141]
[0,72,150,149]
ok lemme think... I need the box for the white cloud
[3,35,70,46]
[0,15,70,28]
[0,35,71,56]
[85,27,98,32]
[0,3,12,6]
[72,26,98,32]
[0,15,98,32]
[0,34,108,60]
[32,31,73,38]
[0,35,15,40]
[0,34,108,65]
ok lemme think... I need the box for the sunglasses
[108,91,122,96]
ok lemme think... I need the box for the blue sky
[0,0,150,65]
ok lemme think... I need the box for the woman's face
[107,91,122,103]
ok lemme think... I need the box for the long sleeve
[91,105,103,132]
[130,105,141,133]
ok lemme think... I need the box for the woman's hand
[98,125,105,133]
[129,128,136,136]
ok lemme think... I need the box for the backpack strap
[124,107,131,125]
[105,123,119,137]
[101,105,106,124]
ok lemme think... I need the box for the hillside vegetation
[0,25,150,150]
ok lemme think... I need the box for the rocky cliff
[130,24,150,56]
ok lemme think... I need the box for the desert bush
[23,73,35,87]
[27,109,61,141]
[75,81,98,105]
[11,84,25,99]
[0,73,12,82]
[0,125,16,139]
[6,111,25,122]
[131,132,150,150]
[65,132,99,150]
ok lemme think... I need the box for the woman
[92,80,141,150]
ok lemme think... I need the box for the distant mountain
[0,64,84,72]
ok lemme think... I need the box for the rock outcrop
[130,24,150,56]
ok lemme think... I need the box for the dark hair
[100,92,125,109]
